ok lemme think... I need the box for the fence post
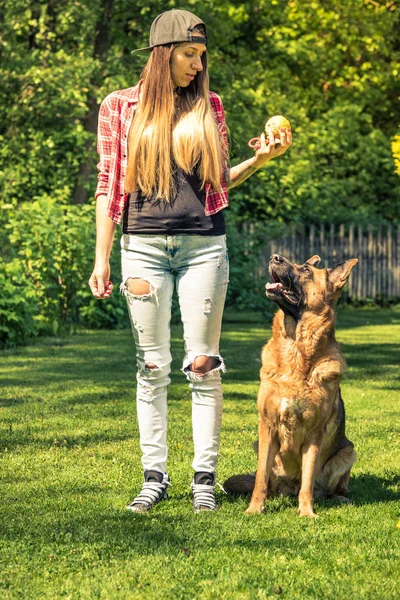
[387,224,392,297]
[348,224,354,296]
[339,224,345,263]
[291,225,296,263]
[309,224,315,260]
[300,224,305,262]
[330,224,335,263]
[378,225,383,299]
[357,224,363,299]
[368,225,374,298]
[319,224,325,266]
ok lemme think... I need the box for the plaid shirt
[95,83,230,224]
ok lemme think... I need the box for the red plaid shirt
[95,83,230,224]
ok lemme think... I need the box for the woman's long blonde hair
[125,40,227,201]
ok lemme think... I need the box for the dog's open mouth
[266,269,299,305]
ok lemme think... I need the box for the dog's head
[266,254,358,319]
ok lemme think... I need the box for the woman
[89,8,291,513]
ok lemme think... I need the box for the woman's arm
[88,195,117,299]
[227,128,292,190]
[227,156,259,190]
[89,94,117,299]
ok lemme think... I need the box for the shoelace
[131,480,169,507]
[191,482,226,510]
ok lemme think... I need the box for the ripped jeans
[120,233,229,474]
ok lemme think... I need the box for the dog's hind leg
[318,443,356,501]
[245,418,278,514]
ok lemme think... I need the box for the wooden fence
[250,223,400,299]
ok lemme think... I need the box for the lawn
[1,307,399,599]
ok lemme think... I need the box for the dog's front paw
[298,507,318,518]
[245,504,265,515]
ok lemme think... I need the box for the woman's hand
[88,261,113,299]
[252,127,292,169]
[227,126,293,190]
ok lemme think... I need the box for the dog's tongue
[266,282,283,290]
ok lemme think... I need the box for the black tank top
[122,167,225,236]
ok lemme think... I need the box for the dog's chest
[277,395,318,452]
[278,396,316,427]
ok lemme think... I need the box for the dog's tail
[223,473,256,495]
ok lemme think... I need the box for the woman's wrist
[250,153,270,170]
[227,157,258,190]
[94,255,110,267]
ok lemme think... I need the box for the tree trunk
[72,0,114,205]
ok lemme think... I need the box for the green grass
[1,307,400,599]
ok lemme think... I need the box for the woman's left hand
[252,127,292,169]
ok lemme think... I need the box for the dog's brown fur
[224,254,358,517]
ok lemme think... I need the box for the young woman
[89,8,292,513]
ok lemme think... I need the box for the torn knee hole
[145,362,158,370]
[126,278,151,296]
[190,355,219,375]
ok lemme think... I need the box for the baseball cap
[131,9,207,53]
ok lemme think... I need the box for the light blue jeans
[120,233,229,475]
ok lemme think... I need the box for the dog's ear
[306,255,321,267]
[328,259,358,288]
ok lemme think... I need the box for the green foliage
[0,193,127,347]
[225,216,276,319]
[0,257,39,346]
[212,0,400,224]
[1,0,399,221]
[393,129,400,176]
[1,0,400,343]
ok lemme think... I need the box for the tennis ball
[265,115,291,135]
[248,115,291,150]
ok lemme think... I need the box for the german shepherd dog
[224,254,358,517]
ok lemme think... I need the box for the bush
[77,237,128,330]
[0,258,40,346]
[0,193,128,347]
[225,216,276,320]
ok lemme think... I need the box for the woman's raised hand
[251,126,292,169]
[88,262,113,299]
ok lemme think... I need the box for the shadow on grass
[0,490,288,555]
[0,428,135,452]
[350,472,400,504]
[340,342,400,375]
[335,306,400,330]
[3,331,399,395]
[1,473,398,558]
[224,306,400,329]
[222,472,400,508]
[224,306,400,330]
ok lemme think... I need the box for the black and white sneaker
[191,471,225,513]
[127,470,170,513]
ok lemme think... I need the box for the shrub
[0,258,40,346]
[0,193,127,346]
[225,216,276,320]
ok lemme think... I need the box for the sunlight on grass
[1,307,399,599]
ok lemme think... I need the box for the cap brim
[131,34,207,54]
[131,46,152,54]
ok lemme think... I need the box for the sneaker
[127,470,170,513]
[191,471,224,513]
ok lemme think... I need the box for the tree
[72,0,114,205]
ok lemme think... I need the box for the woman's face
[170,42,206,88]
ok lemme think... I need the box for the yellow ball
[265,115,291,135]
